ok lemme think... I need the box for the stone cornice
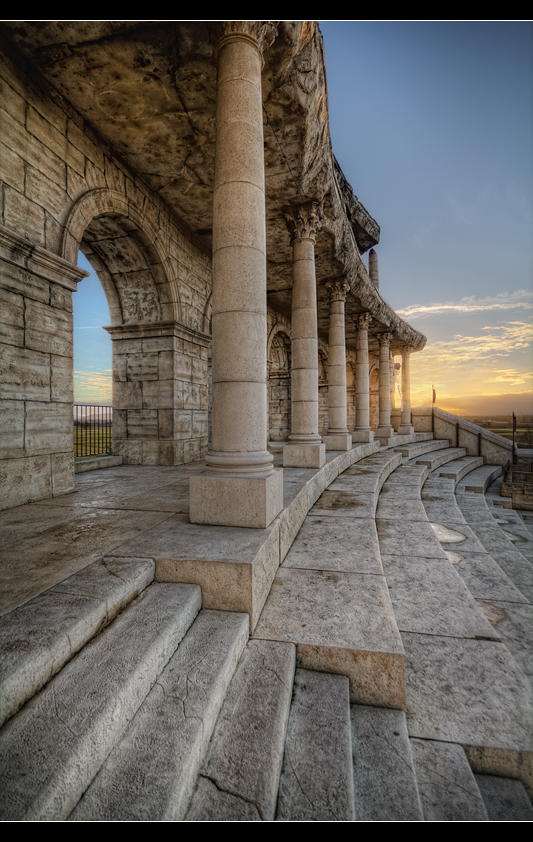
[0,224,88,290]
[104,320,211,347]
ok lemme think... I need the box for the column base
[397,424,414,436]
[283,443,326,468]
[323,433,353,451]
[189,469,283,529]
[352,429,374,443]
[376,425,394,440]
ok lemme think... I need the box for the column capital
[325,279,350,302]
[378,331,392,346]
[284,201,321,244]
[355,312,371,331]
[217,21,278,58]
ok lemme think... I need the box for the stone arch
[61,189,181,325]
[267,324,291,442]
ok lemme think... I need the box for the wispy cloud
[73,369,112,403]
[397,290,533,321]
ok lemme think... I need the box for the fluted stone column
[190,22,283,528]
[376,332,394,439]
[398,350,414,435]
[323,279,352,451]
[352,313,374,443]
[283,201,325,468]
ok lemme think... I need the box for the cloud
[73,369,112,403]
[396,289,533,320]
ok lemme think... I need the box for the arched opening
[63,189,209,467]
[268,330,291,442]
[72,252,113,458]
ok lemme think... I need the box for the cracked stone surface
[276,669,354,821]
[0,583,201,821]
[186,639,295,822]
[70,610,249,821]
[351,704,423,821]
[0,557,154,728]
[410,738,488,821]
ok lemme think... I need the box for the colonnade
[189,23,413,530]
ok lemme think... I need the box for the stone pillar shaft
[398,350,414,435]
[323,280,351,450]
[377,332,394,438]
[283,202,325,468]
[352,312,374,443]
[189,24,283,527]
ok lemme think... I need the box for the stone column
[368,248,379,291]
[322,279,352,451]
[283,201,325,468]
[398,350,414,435]
[376,332,394,440]
[189,22,283,528]
[352,312,374,443]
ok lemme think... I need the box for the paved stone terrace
[1,439,532,820]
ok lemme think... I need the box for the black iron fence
[73,404,112,458]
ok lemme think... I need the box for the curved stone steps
[417,470,533,688]
[70,609,249,822]
[0,583,202,821]
[456,491,533,602]
[456,464,503,495]
[0,556,155,729]
[413,446,467,471]
[394,438,450,461]
[435,455,484,482]
[252,448,407,710]
[375,459,532,811]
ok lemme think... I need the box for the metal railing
[73,404,112,458]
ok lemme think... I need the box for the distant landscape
[463,415,533,448]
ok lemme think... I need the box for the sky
[74,20,533,416]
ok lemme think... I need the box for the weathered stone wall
[0,36,214,504]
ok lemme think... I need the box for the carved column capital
[218,21,278,59]
[355,312,371,331]
[325,279,350,302]
[378,331,392,347]
[284,201,321,244]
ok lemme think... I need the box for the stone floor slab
[410,739,488,821]
[283,516,381,574]
[381,554,500,640]
[253,567,405,707]
[403,632,533,751]
[351,704,423,821]
[276,669,354,821]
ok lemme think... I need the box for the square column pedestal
[189,470,284,529]
[322,433,353,451]
[283,443,326,468]
[352,429,375,444]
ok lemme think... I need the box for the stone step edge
[394,439,450,459]
[415,447,467,470]
[438,456,485,483]
[69,609,250,822]
[0,557,155,729]
[155,440,383,631]
[0,583,202,821]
